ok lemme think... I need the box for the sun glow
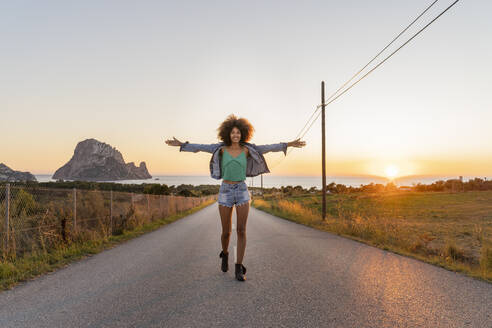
[385,165,399,179]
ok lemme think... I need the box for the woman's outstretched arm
[164,137,221,153]
[254,138,306,155]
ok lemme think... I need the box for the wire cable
[268,0,460,171]
[322,0,460,110]
[293,0,440,141]
[321,0,440,108]
[299,0,460,142]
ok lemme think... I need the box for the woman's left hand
[287,138,306,148]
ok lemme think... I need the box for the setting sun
[385,165,399,179]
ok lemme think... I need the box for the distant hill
[0,163,37,182]
[53,139,152,181]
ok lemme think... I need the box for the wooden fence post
[110,190,113,236]
[73,188,77,231]
[4,184,10,252]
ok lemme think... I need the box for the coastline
[31,174,490,189]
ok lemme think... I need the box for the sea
[33,174,490,189]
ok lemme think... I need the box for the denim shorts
[218,180,251,208]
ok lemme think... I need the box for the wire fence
[0,184,217,259]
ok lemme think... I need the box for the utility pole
[321,81,326,221]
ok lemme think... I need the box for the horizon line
[30,172,489,180]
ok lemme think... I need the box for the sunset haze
[2,1,491,179]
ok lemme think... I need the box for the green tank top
[221,148,247,181]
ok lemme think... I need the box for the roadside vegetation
[0,181,217,291]
[251,179,492,283]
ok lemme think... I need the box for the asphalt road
[0,203,491,328]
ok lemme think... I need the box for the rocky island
[53,139,152,181]
[0,163,37,182]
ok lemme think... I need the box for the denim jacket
[179,141,288,180]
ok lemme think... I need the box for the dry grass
[252,191,492,283]
[0,198,216,291]
[1,188,216,261]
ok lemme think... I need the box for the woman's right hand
[164,137,183,147]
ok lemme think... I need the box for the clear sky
[2,1,491,178]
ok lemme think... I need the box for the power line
[320,0,460,111]
[299,0,460,142]
[270,0,460,169]
[293,0,440,144]
[293,104,321,141]
[321,0,440,107]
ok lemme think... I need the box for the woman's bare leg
[218,204,233,253]
[235,202,250,264]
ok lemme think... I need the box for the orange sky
[2,1,491,179]
[8,139,491,179]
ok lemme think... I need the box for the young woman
[165,114,306,281]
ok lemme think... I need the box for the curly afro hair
[217,114,255,146]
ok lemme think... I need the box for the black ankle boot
[219,251,229,272]
[235,263,247,281]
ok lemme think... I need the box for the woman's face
[230,126,241,144]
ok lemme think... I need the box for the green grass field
[252,190,492,283]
